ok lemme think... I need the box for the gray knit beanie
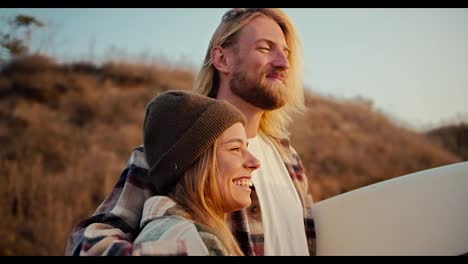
[143,90,246,195]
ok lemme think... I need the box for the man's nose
[272,50,290,70]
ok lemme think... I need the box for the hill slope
[289,95,460,201]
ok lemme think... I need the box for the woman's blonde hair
[193,8,305,138]
[168,142,244,256]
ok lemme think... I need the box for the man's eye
[231,147,241,152]
[258,47,270,52]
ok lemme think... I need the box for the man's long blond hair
[193,8,305,139]
[169,143,244,256]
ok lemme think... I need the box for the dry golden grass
[0,55,462,255]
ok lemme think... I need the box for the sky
[1,8,467,130]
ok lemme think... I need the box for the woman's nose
[245,150,260,171]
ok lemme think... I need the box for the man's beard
[229,68,286,110]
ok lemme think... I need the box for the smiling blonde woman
[130,90,260,256]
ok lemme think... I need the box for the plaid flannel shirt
[78,196,229,256]
[65,136,316,256]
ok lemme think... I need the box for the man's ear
[211,46,232,74]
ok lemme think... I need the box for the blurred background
[0,8,467,255]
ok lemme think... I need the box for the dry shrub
[426,123,468,161]
[1,55,57,75]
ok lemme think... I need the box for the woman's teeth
[233,179,253,187]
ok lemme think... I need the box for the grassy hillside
[289,95,460,201]
[0,55,461,255]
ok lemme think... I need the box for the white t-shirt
[247,134,309,256]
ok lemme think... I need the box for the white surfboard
[311,161,468,256]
